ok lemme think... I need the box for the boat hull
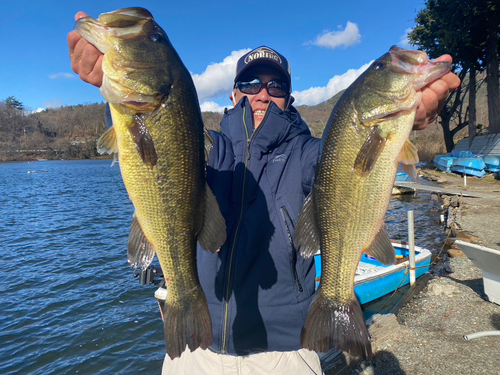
[314,241,432,305]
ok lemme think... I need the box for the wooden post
[408,211,416,286]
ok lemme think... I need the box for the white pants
[161,347,324,375]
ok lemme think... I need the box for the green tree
[409,0,500,150]
[4,96,24,111]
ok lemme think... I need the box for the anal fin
[127,215,156,271]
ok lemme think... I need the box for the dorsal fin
[365,226,396,265]
[197,183,226,253]
[295,193,321,259]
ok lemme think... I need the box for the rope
[376,229,455,311]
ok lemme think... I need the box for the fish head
[75,7,177,112]
[353,46,452,125]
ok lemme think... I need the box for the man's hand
[413,54,461,130]
[67,12,104,88]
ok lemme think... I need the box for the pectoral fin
[354,127,386,177]
[397,139,419,179]
[97,127,120,167]
[128,114,158,167]
[97,126,118,154]
[365,226,396,265]
[197,183,226,253]
[295,193,321,259]
[128,215,156,271]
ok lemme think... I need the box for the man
[68,12,460,375]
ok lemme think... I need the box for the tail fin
[162,286,213,359]
[301,288,372,360]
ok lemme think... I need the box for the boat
[392,172,416,195]
[434,150,493,177]
[27,170,49,174]
[313,241,432,305]
[483,156,500,173]
[433,154,455,172]
[455,240,500,305]
[451,156,486,177]
[395,172,410,182]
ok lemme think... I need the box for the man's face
[233,65,288,128]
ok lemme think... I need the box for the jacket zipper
[220,105,268,353]
[280,206,303,292]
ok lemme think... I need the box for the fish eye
[149,33,163,43]
[373,61,385,70]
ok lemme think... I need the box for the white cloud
[308,22,361,49]
[200,101,227,113]
[49,73,77,80]
[42,99,64,108]
[292,62,372,106]
[399,28,414,49]
[32,108,45,113]
[191,49,250,103]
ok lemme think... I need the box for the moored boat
[314,241,432,304]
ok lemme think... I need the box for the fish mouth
[389,46,452,90]
[76,9,167,111]
[75,8,154,54]
[361,46,452,121]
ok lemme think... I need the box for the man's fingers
[432,54,452,63]
[80,50,104,87]
[412,54,461,131]
[441,71,461,92]
[75,11,89,21]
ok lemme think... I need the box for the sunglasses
[235,78,289,98]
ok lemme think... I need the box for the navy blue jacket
[197,97,320,355]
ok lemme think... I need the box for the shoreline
[351,165,500,374]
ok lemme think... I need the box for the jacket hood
[221,97,311,156]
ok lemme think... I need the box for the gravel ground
[350,167,500,375]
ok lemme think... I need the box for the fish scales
[295,46,451,359]
[76,7,226,360]
[113,77,205,294]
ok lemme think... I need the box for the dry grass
[410,120,470,161]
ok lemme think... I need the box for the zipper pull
[246,138,251,161]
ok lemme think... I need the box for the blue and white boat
[451,156,486,177]
[484,156,500,173]
[395,172,410,182]
[433,154,455,172]
[314,241,432,305]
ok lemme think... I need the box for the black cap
[234,46,291,92]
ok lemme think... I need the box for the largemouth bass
[75,7,226,359]
[295,46,451,359]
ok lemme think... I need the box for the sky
[0,0,428,113]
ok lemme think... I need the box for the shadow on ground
[445,275,486,300]
[370,350,406,374]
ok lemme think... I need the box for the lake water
[0,160,446,374]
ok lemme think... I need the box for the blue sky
[1,0,427,113]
